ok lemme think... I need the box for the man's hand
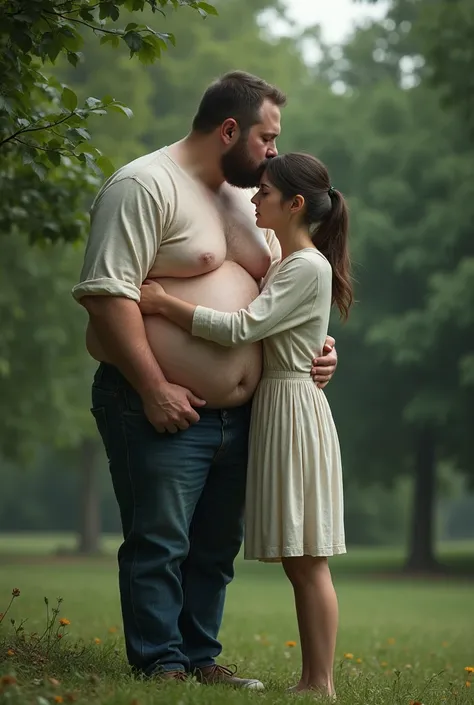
[143,382,207,433]
[311,335,338,389]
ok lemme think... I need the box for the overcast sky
[274,0,389,43]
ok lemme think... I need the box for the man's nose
[266,144,278,158]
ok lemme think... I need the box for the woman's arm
[140,254,320,348]
[139,280,196,332]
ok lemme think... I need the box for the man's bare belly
[87,261,263,408]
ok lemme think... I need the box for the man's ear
[221,118,239,146]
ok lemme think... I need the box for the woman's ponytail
[312,188,353,321]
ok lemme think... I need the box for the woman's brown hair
[264,153,353,320]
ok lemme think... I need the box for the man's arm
[73,176,204,433]
[82,296,205,432]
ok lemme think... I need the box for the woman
[139,153,353,697]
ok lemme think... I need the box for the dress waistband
[261,370,312,380]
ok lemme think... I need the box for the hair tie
[328,186,336,197]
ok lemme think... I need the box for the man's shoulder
[94,148,178,205]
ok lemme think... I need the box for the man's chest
[148,184,271,281]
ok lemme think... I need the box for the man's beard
[221,136,265,189]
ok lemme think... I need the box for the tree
[363,0,474,135]
[0,0,217,184]
[299,9,474,571]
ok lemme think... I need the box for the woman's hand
[139,279,167,315]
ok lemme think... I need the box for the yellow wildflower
[464,666,474,673]
[94,638,101,644]
[285,640,297,648]
[344,653,354,660]
[356,658,362,664]
[6,649,14,657]
[59,618,70,627]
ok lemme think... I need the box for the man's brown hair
[192,71,286,134]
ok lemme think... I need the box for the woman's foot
[287,683,336,699]
[286,682,306,693]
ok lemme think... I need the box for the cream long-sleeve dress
[192,247,346,560]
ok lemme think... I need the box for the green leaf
[97,155,116,177]
[99,2,113,20]
[99,2,120,21]
[100,35,116,45]
[79,8,96,22]
[196,2,218,15]
[125,22,139,31]
[75,143,100,157]
[11,26,33,52]
[49,45,62,63]
[110,4,120,21]
[108,103,134,119]
[61,87,78,112]
[67,51,80,67]
[30,160,48,180]
[47,139,62,151]
[85,97,103,110]
[66,127,91,142]
[47,151,62,167]
[138,38,160,64]
[124,31,144,53]
[59,27,84,52]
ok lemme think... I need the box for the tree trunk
[405,427,441,573]
[77,439,101,554]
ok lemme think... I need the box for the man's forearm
[81,296,167,396]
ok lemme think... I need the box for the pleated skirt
[244,372,346,561]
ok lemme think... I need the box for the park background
[1,1,473,703]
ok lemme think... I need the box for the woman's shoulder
[282,248,330,273]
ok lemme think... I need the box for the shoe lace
[208,664,238,678]
[173,671,189,682]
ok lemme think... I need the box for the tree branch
[0,112,74,147]
[13,137,70,156]
[44,10,124,36]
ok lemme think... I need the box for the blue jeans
[91,363,251,675]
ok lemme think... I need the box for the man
[72,71,337,689]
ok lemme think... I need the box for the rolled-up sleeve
[72,176,162,303]
[192,255,318,347]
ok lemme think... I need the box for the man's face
[221,99,281,188]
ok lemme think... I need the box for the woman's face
[251,171,287,231]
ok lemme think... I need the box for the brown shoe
[194,664,264,690]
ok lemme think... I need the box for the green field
[1,535,473,704]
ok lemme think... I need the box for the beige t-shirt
[72,148,280,303]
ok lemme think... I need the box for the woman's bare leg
[282,556,338,697]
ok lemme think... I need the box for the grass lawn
[0,535,473,704]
